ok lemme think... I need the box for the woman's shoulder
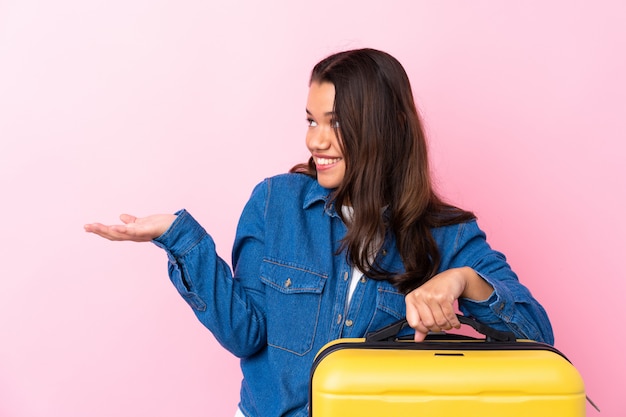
[266,172,316,187]
[431,217,483,241]
[248,172,324,205]
[250,172,316,194]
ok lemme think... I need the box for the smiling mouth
[315,157,341,166]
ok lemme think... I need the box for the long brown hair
[291,48,475,294]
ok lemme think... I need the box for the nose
[307,125,333,151]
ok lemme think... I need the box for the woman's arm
[150,208,268,358]
[84,182,272,358]
[405,221,554,344]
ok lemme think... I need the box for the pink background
[1,1,624,416]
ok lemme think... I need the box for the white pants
[234,407,245,417]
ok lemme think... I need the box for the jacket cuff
[152,209,207,261]
[459,272,517,330]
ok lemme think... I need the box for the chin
[316,178,341,189]
[315,169,344,189]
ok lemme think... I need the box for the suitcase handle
[365,314,516,342]
[363,316,601,412]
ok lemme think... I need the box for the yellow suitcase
[309,315,592,416]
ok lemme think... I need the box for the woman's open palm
[84,213,177,242]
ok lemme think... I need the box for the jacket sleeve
[439,220,554,344]
[152,181,269,358]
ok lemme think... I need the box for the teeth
[316,157,340,165]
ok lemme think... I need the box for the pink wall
[1,1,624,416]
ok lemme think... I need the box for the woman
[85,48,553,417]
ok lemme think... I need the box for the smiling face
[305,81,345,189]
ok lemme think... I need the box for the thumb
[119,214,137,225]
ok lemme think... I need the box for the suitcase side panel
[310,343,586,417]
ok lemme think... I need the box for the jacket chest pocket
[260,260,327,356]
[365,282,408,335]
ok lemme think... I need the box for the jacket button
[285,278,292,288]
[343,271,349,281]
[360,276,367,284]
[345,319,353,327]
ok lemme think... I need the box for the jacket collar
[303,179,337,215]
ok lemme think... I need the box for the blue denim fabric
[153,173,553,417]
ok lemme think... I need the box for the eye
[307,118,318,127]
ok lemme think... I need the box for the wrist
[460,267,493,301]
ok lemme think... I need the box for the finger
[119,214,137,225]
[407,311,429,342]
[413,329,427,342]
[427,303,458,331]
[413,300,443,333]
[84,223,114,235]
[440,303,461,330]
[405,297,419,328]
[406,304,432,341]
[84,223,133,241]
[426,293,460,330]
[406,293,435,339]
[417,288,460,331]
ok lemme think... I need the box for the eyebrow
[306,109,336,117]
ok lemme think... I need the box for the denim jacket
[153,173,553,417]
